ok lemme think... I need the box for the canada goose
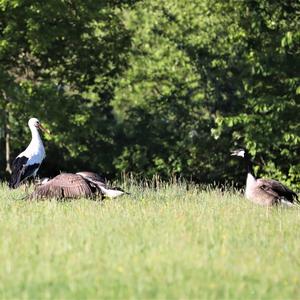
[31,171,129,200]
[76,171,129,198]
[231,148,299,206]
[30,173,100,200]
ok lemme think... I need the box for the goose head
[231,148,247,158]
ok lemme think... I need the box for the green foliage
[0,0,131,177]
[113,0,246,182]
[0,0,299,187]
[217,0,300,188]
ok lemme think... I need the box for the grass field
[0,180,300,299]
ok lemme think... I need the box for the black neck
[244,155,254,175]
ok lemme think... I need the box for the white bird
[9,117,49,189]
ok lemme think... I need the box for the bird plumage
[76,171,106,186]
[30,173,98,199]
[231,148,298,206]
[9,118,46,189]
[76,171,129,199]
[97,185,128,198]
[30,171,129,200]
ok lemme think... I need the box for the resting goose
[31,173,99,199]
[231,148,298,206]
[9,118,49,189]
[31,171,129,200]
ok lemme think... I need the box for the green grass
[0,180,300,299]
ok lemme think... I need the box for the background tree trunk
[2,91,11,174]
[5,113,11,174]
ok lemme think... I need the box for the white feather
[280,199,294,207]
[99,186,125,198]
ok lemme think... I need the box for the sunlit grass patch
[0,180,299,299]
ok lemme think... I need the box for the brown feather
[31,173,95,200]
[76,171,106,185]
[257,179,298,202]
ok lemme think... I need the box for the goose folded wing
[77,171,105,182]
[257,179,298,202]
[76,171,106,188]
[31,173,94,199]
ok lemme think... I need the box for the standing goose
[9,118,49,189]
[231,148,298,206]
[76,171,129,198]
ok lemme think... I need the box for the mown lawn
[0,181,299,299]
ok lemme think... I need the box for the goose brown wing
[257,179,298,202]
[76,171,106,191]
[76,171,105,183]
[31,173,94,199]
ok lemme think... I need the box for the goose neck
[244,155,255,178]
